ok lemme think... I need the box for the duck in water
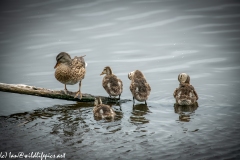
[128,70,151,104]
[93,97,116,119]
[173,73,198,105]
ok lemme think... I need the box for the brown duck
[100,66,123,99]
[128,70,151,104]
[93,97,116,119]
[54,52,86,99]
[173,73,199,105]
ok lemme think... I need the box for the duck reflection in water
[5,103,94,137]
[130,103,150,124]
[174,102,199,122]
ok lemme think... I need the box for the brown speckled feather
[93,104,116,118]
[55,56,86,85]
[102,75,123,96]
[101,66,123,97]
[173,83,198,105]
[133,70,145,79]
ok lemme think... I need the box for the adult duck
[54,52,86,99]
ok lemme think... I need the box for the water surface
[0,0,240,159]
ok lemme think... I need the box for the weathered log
[0,83,131,103]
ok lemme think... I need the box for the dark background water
[0,0,240,159]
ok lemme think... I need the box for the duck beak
[100,72,104,76]
[128,73,131,80]
[54,62,59,69]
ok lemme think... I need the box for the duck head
[128,71,135,80]
[128,70,144,80]
[100,66,112,75]
[178,73,190,84]
[54,52,72,69]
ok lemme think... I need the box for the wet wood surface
[0,83,131,103]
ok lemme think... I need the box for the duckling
[100,66,123,99]
[173,73,199,105]
[54,52,86,99]
[93,97,116,119]
[128,70,151,104]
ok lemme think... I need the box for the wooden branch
[0,83,131,103]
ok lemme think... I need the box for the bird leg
[145,100,147,105]
[74,81,82,99]
[118,94,121,100]
[64,84,69,95]
[119,104,122,111]
[133,97,135,105]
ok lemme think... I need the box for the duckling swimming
[54,52,86,99]
[100,66,123,99]
[128,70,151,104]
[93,97,116,119]
[173,73,198,105]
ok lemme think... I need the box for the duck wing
[103,75,122,95]
[72,56,86,68]
[71,56,86,80]
[175,84,198,100]
[130,78,150,97]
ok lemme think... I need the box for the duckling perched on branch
[100,66,123,99]
[54,52,86,99]
[128,70,151,104]
[173,73,199,105]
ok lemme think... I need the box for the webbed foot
[74,91,82,99]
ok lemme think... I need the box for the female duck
[100,66,123,99]
[173,73,199,105]
[128,70,151,104]
[93,97,116,119]
[54,52,86,99]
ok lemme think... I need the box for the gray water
[0,0,240,159]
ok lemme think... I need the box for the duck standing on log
[100,66,123,99]
[173,73,199,105]
[54,52,86,99]
[128,70,151,104]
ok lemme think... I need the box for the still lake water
[0,0,240,159]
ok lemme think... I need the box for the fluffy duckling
[100,66,123,99]
[128,70,151,104]
[54,52,86,99]
[93,97,116,119]
[173,73,199,105]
